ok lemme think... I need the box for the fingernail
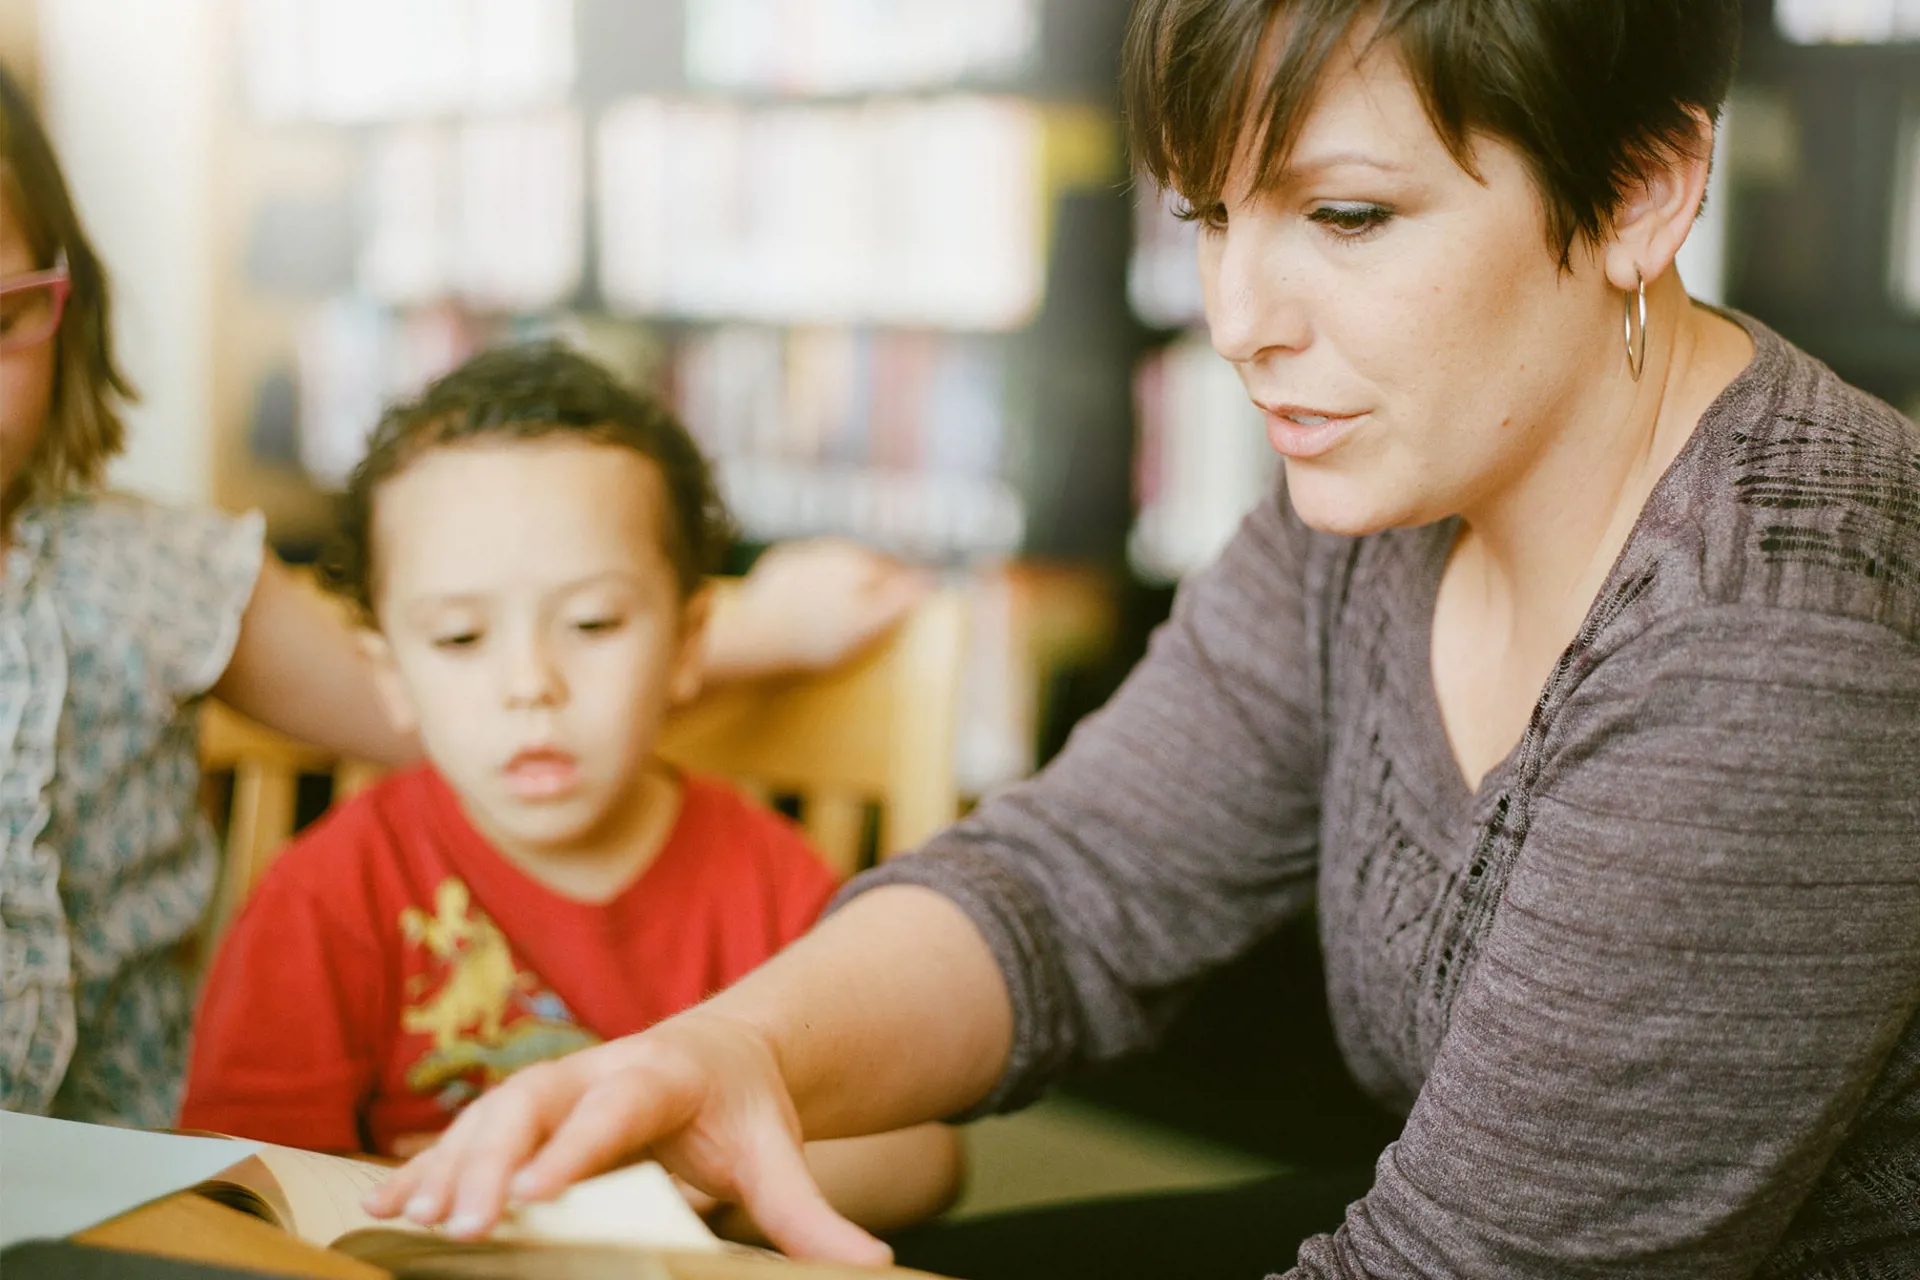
[508,1170,539,1201]
[446,1212,486,1239]
[405,1195,438,1221]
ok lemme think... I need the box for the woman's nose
[1203,223,1310,366]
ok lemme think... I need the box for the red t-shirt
[180,766,838,1155]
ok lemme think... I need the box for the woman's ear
[359,630,419,736]
[668,585,714,709]
[1605,108,1717,292]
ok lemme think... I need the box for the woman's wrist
[703,885,1014,1140]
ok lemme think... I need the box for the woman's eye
[1309,203,1393,239]
[1172,199,1229,233]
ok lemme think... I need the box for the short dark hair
[1124,0,1743,266]
[321,342,733,620]
[0,62,134,509]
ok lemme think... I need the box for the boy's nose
[501,635,565,708]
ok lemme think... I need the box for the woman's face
[1198,35,1622,536]
[0,200,55,501]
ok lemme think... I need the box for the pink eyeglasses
[0,252,71,353]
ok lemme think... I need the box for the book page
[498,1161,719,1252]
[330,1161,720,1258]
[250,1145,398,1247]
[0,1112,260,1249]
[244,1146,718,1254]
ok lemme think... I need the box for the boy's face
[366,436,708,857]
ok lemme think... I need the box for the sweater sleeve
[841,487,1329,1113]
[1288,606,1920,1279]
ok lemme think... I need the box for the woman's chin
[1282,463,1410,539]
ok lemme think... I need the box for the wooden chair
[197,583,969,940]
[197,704,385,946]
[657,585,969,876]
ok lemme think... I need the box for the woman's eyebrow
[1279,149,1408,178]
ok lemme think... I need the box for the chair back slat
[658,587,967,862]
[800,791,867,879]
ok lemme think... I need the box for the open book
[189,1144,941,1279]
[192,1143,721,1266]
[0,1115,940,1280]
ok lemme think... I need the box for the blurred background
[5,0,1918,1221]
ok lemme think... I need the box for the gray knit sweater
[849,316,1920,1278]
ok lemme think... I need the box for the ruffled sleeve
[77,497,267,700]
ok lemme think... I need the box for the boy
[179,344,961,1238]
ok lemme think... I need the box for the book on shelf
[1130,335,1274,584]
[358,110,585,311]
[1894,106,1920,315]
[684,0,1039,94]
[1774,0,1920,45]
[673,324,1023,559]
[1128,183,1206,331]
[240,0,576,123]
[596,96,1047,330]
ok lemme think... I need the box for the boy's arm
[709,1124,964,1243]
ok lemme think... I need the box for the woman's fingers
[732,1122,893,1266]
[366,1013,860,1256]
[506,1063,700,1204]
[363,1055,584,1230]
[439,1082,559,1237]
[364,1129,451,1220]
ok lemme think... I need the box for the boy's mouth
[502,747,581,801]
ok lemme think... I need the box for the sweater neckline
[1399,308,1779,823]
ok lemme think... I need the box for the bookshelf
[1124,184,1275,585]
[210,0,1132,565]
[206,0,1136,792]
[1722,1,1920,416]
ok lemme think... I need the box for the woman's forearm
[707,885,1013,1139]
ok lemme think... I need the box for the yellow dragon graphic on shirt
[397,878,599,1109]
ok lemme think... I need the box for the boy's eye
[571,614,624,635]
[1308,202,1393,239]
[431,630,483,651]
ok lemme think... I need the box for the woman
[369,2,1920,1276]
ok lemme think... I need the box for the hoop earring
[1623,268,1648,382]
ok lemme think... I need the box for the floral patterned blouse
[1,495,262,1126]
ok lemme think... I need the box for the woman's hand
[361,1010,892,1267]
[703,539,933,681]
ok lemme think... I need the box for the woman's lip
[1262,410,1364,460]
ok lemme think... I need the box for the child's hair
[322,342,733,621]
[0,63,133,504]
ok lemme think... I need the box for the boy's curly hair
[320,342,733,622]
